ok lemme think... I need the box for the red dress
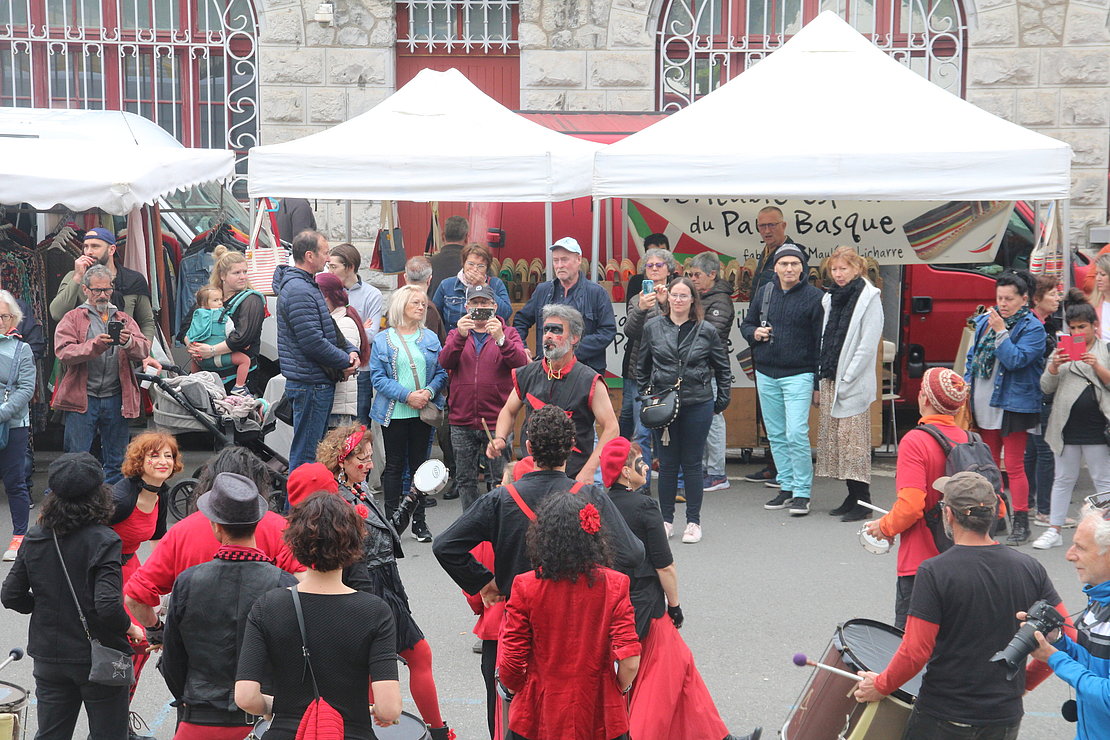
[498,567,641,740]
[112,503,159,585]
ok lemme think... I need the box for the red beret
[600,437,633,488]
[286,463,339,508]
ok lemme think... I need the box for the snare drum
[370,711,430,739]
[0,680,28,740]
[412,459,450,496]
[782,619,924,740]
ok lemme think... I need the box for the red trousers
[980,429,1030,511]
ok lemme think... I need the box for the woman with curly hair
[2,452,133,739]
[235,493,402,739]
[316,424,453,740]
[498,491,641,740]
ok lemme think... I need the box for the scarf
[969,306,1030,380]
[819,277,865,380]
[456,268,480,290]
[213,544,273,563]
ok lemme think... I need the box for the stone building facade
[252,0,1108,245]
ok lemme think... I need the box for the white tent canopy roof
[0,108,235,215]
[593,12,1072,201]
[248,67,603,202]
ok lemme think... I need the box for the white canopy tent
[593,12,1071,203]
[0,109,235,215]
[248,68,603,202]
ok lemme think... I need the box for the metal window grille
[0,0,258,190]
[398,0,519,54]
[658,0,965,110]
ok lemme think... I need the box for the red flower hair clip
[339,426,367,462]
[579,503,601,535]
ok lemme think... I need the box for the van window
[931,208,1035,277]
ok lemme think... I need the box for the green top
[391,329,425,420]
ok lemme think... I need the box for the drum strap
[506,481,586,521]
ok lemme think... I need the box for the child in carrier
[1033,301,1110,550]
[185,286,252,397]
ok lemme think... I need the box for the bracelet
[495,436,507,444]
[620,682,633,695]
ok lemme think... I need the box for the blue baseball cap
[84,227,116,244]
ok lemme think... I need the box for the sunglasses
[1085,492,1110,517]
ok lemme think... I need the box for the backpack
[912,424,1006,553]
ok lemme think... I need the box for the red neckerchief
[542,353,577,380]
[213,544,273,563]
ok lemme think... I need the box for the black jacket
[637,316,731,413]
[161,557,297,712]
[739,279,824,379]
[1,524,131,663]
[429,243,464,298]
[608,486,673,640]
[699,278,735,349]
[433,470,645,599]
[110,477,171,544]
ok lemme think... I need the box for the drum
[781,619,924,740]
[0,680,27,740]
[372,711,430,739]
[859,527,891,555]
[413,459,450,496]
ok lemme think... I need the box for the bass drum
[372,711,430,739]
[0,680,27,740]
[782,618,925,740]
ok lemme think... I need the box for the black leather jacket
[339,482,405,570]
[636,316,732,413]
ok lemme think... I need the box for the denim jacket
[965,311,1046,414]
[432,276,512,329]
[369,328,448,426]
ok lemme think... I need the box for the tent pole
[346,201,353,244]
[591,198,600,282]
[249,198,256,245]
[621,199,628,261]
[545,202,553,281]
[604,198,613,266]
[1060,197,1072,291]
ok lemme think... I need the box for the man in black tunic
[486,304,619,483]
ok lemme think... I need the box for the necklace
[140,481,162,493]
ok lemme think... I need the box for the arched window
[657,0,965,110]
[0,0,258,185]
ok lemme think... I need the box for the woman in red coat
[497,492,641,740]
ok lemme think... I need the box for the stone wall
[965,0,1110,246]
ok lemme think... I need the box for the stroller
[139,366,288,519]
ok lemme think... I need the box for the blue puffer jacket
[432,276,512,329]
[272,265,356,384]
[1048,580,1110,740]
[965,311,1046,414]
[369,328,448,427]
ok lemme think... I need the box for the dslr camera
[990,599,1065,679]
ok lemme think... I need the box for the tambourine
[412,459,450,496]
[859,526,891,555]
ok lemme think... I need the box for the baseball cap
[935,471,997,515]
[549,237,582,255]
[466,284,495,303]
[84,227,116,244]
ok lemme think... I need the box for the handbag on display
[396,331,443,427]
[52,531,135,687]
[370,201,406,275]
[246,200,285,295]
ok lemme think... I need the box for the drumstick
[856,500,890,515]
[792,653,863,682]
[0,647,24,672]
[480,418,495,445]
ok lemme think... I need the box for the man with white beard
[486,304,619,484]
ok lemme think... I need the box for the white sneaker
[1032,528,1063,550]
[664,521,674,539]
[682,523,702,544]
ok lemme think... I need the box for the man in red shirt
[863,367,968,629]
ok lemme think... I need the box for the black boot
[411,508,432,543]
[829,492,855,517]
[1006,511,1030,546]
[429,723,455,740]
[725,729,762,740]
[841,481,872,522]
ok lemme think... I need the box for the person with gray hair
[684,251,736,493]
[1026,500,1110,739]
[488,303,619,482]
[0,289,35,561]
[52,263,152,485]
[404,255,444,342]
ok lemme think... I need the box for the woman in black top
[235,492,401,739]
[636,277,731,545]
[1,452,134,740]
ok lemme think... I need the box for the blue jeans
[653,399,713,526]
[285,380,336,471]
[356,370,374,425]
[1024,398,1053,516]
[64,395,129,485]
[1,426,31,535]
[756,371,814,499]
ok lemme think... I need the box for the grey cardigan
[819,280,883,419]
[1039,339,1110,456]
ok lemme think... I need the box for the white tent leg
[605,198,613,265]
[621,199,628,261]
[591,198,600,282]
[545,202,553,281]
[1061,197,1072,291]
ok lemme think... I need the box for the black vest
[513,358,599,477]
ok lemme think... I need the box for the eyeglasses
[757,222,784,230]
[645,262,668,270]
[1085,492,1110,517]
[463,261,487,270]
[87,287,113,295]
[685,271,705,279]
[669,293,692,301]
[0,314,13,323]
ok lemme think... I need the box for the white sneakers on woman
[682,523,702,544]
[1032,528,1063,549]
[664,521,674,539]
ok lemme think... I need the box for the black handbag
[52,530,135,687]
[321,317,351,384]
[639,326,698,430]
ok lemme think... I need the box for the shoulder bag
[639,324,699,431]
[396,331,443,427]
[735,282,772,382]
[52,530,134,686]
[290,587,345,740]
[0,342,25,451]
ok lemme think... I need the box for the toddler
[185,286,251,396]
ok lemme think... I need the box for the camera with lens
[990,599,1065,679]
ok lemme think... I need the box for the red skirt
[628,615,729,740]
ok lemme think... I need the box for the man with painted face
[50,227,157,341]
[488,304,619,483]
